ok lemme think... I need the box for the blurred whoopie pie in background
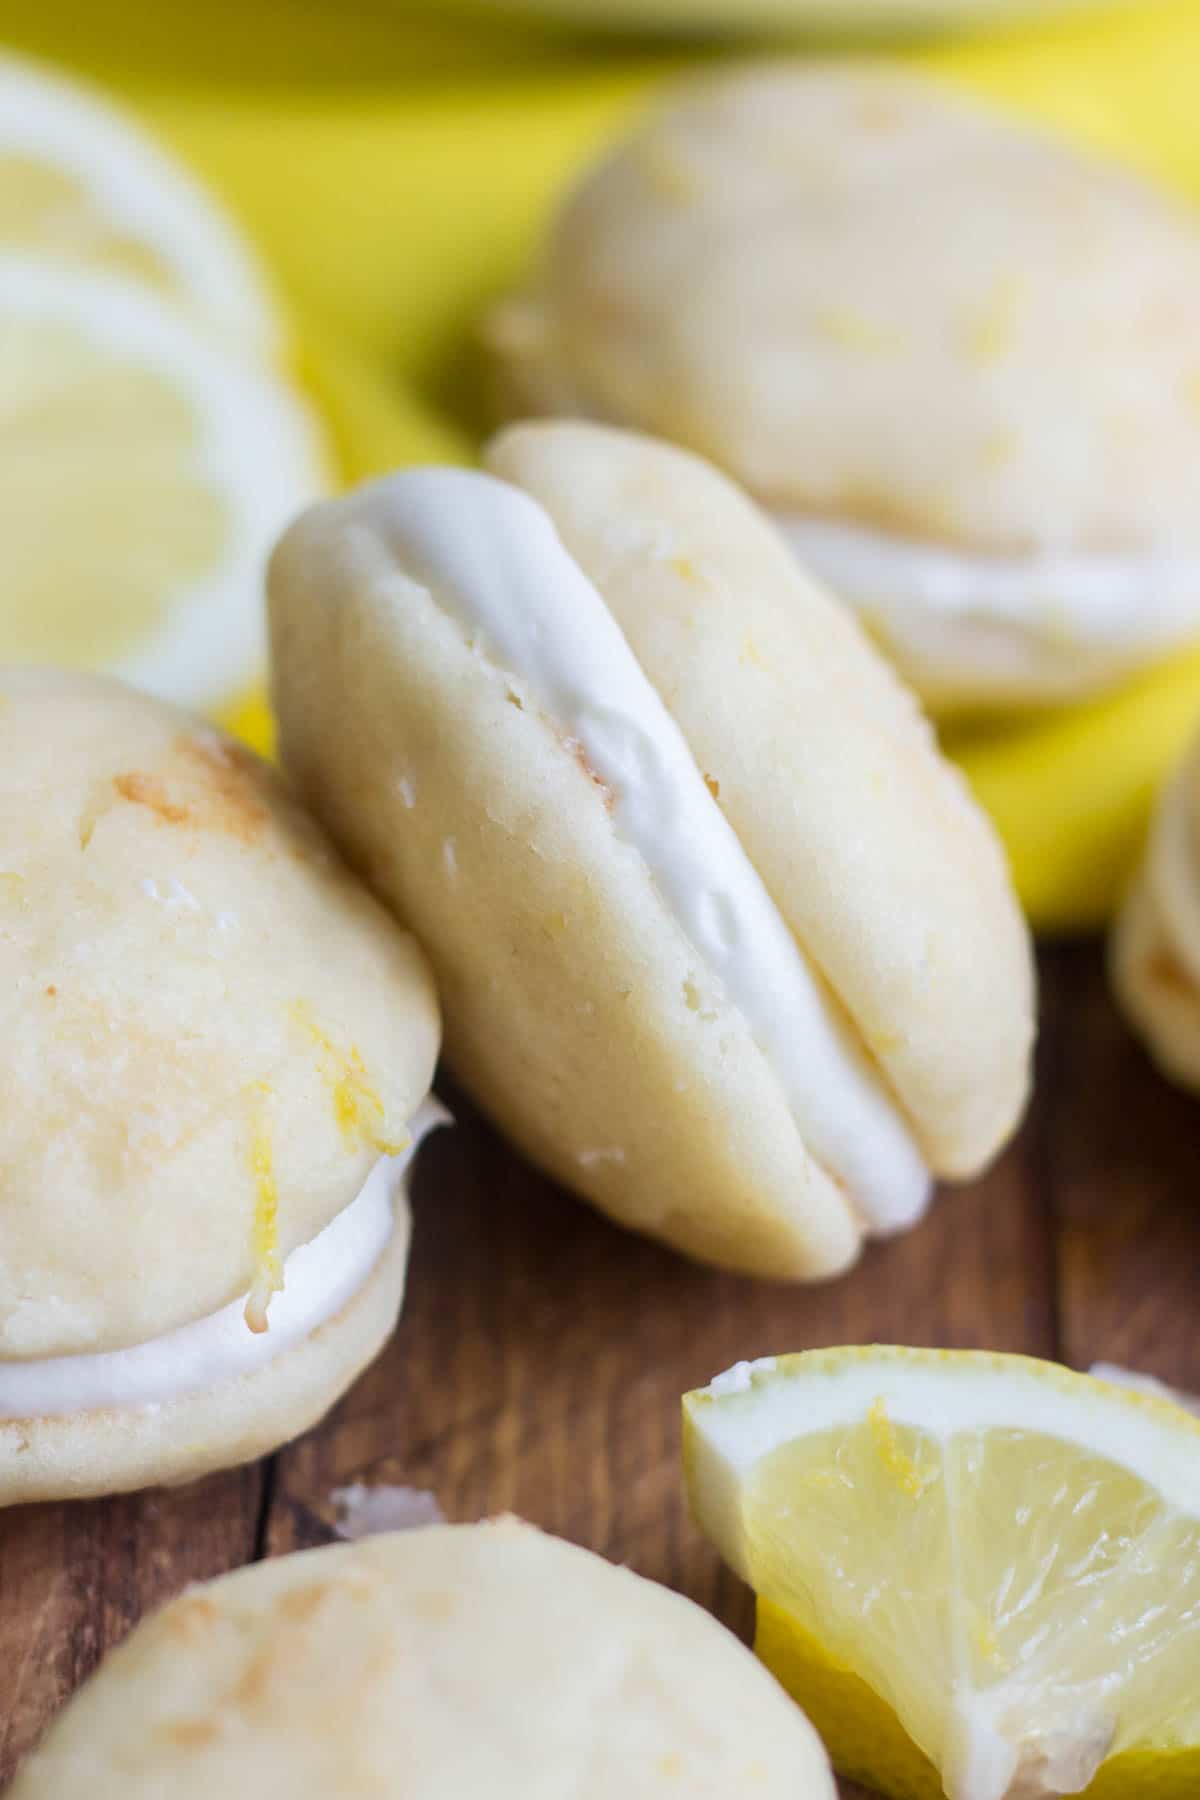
[486,64,1200,716]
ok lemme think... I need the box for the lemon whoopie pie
[270,421,1034,1281]
[10,1519,836,1798]
[486,65,1200,715]
[0,668,440,1504]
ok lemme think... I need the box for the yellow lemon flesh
[0,258,324,709]
[0,50,277,351]
[683,1347,1200,1800]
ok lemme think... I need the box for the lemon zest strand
[290,1001,407,1157]
[244,1081,282,1334]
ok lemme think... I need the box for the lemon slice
[0,256,325,709]
[683,1347,1200,1800]
[0,51,278,352]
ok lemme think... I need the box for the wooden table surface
[2,938,1198,1796]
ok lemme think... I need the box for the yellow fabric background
[5,0,1200,930]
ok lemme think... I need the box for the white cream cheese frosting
[346,468,929,1234]
[0,1099,447,1419]
[776,515,1200,711]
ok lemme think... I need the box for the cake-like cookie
[486,65,1200,712]
[0,668,441,1504]
[10,1519,836,1798]
[270,421,1034,1280]
[1112,728,1200,1091]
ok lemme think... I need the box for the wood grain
[0,1470,262,1778]
[1048,942,1200,1391]
[1,944,1196,1796]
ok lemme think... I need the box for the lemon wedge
[683,1347,1200,1800]
[0,51,277,352]
[0,256,325,709]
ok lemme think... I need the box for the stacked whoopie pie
[0,669,440,1505]
[268,421,1035,1279]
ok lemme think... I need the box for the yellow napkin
[6,0,1200,931]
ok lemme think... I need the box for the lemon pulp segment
[0,314,227,666]
[0,154,177,289]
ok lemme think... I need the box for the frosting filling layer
[349,468,929,1233]
[775,514,1200,706]
[0,1098,447,1419]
